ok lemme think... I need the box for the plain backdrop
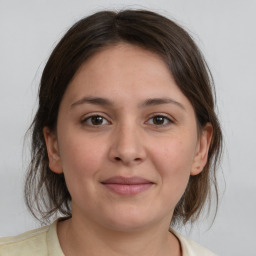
[0,0,256,255]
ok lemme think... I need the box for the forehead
[61,43,191,110]
[70,44,163,88]
[76,43,170,79]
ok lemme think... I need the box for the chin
[105,219,151,232]
[101,207,160,232]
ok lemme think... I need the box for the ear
[190,123,213,176]
[43,127,63,174]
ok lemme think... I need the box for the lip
[101,176,154,195]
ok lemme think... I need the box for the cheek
[149,137,196,200]
[58,136,110,211]
[152,138,195,173]
[58,135,106,189]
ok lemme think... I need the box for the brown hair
[25,9,223,225]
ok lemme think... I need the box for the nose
[108,122,146,166]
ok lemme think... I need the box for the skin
[44,43,212,256]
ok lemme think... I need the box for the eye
[146,115,173,126]
[82,115,110,126]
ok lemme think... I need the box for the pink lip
[101,176,154,195]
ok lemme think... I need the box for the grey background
[0,0,256,255]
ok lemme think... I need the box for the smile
[101,176,154,195]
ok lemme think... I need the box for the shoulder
[171,230,218,256]
[0,220,64,256]
[0,225,49,256]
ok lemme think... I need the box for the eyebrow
[70,96,185,110]
[139,98,185,110]
[71,97,113,108]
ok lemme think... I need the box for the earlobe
[190,123,213,176]
[43,127,63,174]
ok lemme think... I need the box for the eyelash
[81,115,110,126]
[81,114,174,127]
[146,115,174,127]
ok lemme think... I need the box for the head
[25,9,222,226]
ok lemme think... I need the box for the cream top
[0,220,217,256]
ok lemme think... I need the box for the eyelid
[80,112,175,127]
[81,113,112,126]
[145,113,174,126]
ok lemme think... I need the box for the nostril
[114,156,141,162]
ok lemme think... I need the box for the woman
[0,10,222,256]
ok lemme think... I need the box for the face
[44,43,212,231]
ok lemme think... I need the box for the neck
[57,215,181,256]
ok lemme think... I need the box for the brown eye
[91,116,104,125]
[153,116,165,125]
[147,115,173,126]
[83,115,109,126]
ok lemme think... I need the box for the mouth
[101,176,154,195]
